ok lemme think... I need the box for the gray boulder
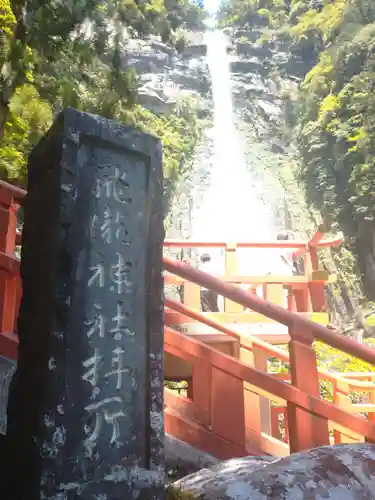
[169,70,210,93]
[137,86,175,115]
[174,444,375,499]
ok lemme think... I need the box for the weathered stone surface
[0,355,15,435]
[175,445,375,499]
[3,109,164,499]
[236,41,271,59]
[230,57,263,75]
[182,44,207,58]
[233,29,262,42]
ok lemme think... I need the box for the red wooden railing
[1,180,375,459]
[163,256,375,455]
[164,231,341,315]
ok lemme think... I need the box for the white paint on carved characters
[91,207,130,245]
[95,165,130,204]
[93,495,108,500]
[105,347,130,390]
[100,206,113,244]
[115,212,131,244]
[111,303,134,339]
[82,348,103,389]
[84,396,126,453]
[48,357,57,371]
[110,253,132,294]
[105,407,126,446]
[85,304,105,339]
[91,206,112,244]
[85,396,123,412]
[84,411,103,458]
[88,263,105,288]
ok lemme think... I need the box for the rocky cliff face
[166,27,360,327]
[124,33,210,117]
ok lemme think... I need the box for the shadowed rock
[174,444,375,499]
[165,434,220,480]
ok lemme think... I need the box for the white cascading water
[191,28,286,279]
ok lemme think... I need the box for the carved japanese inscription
[2,109,164,499]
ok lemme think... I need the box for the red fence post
[191,358,212,428]
[0,189,18,335]
[309,246,326,312]
[211,366,247,451]
[287,324,330,453]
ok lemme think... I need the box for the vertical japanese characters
[82,166,135,452]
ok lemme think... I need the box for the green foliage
[292,2,375,300]
[0,84,52,183]
[218,0,288,30]
[0,0,205,132]
[269,339,375,403]
[0,0,204,207]
[315,339,375,403]
[128,97,203,210]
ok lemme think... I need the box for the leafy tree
[0,83,51,184]
[269,339,375,403]
[0,0,205,136]
[0,0,205,198]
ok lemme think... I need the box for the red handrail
[163,256,375,365]
[0,181,26,202]
[164,238,342,250]
[164,297,375,389]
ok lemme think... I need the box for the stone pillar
[3,109,165,499]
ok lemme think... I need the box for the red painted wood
[211,366,246,448]
[191,359,212,428]
[0,188,19,346]
[163,256,375,365]
[164,408,252,460]
[287,325,330,453]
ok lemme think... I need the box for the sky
[203,0,221,15]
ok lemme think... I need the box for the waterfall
[190,28,287,277]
